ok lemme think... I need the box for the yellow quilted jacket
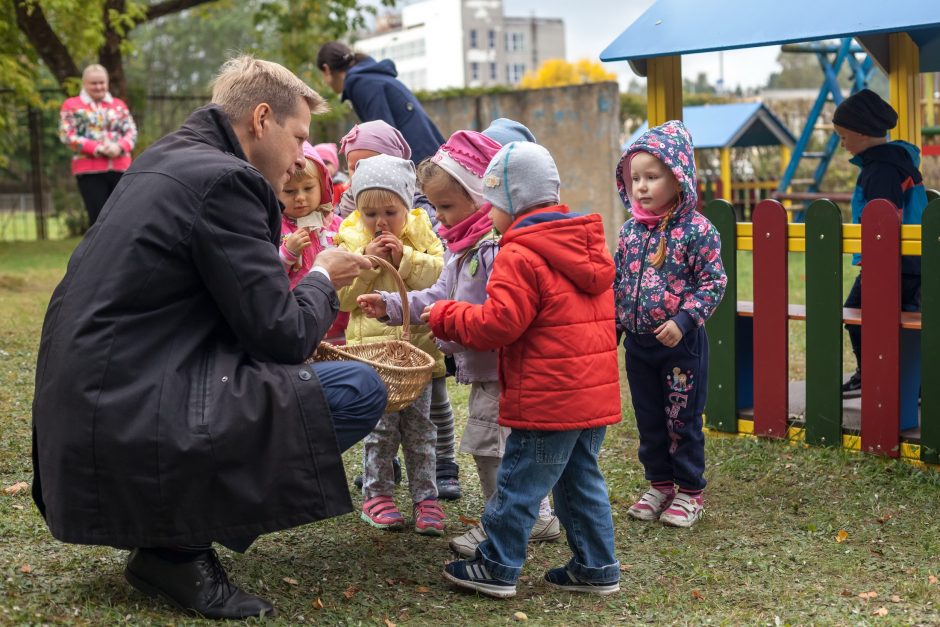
[335,208,446,377]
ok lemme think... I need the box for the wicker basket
[308,254,436,412]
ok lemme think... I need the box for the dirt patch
[0,275,27,291]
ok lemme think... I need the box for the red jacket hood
[500,205,614,295]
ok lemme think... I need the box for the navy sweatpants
[624,326,708,491]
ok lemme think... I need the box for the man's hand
[357,293,387,318]
[313,249,372,289]
[654,320,683,348]
[420,303,434,323]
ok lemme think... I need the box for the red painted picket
[860,200,901,457]
[752,200,789,438]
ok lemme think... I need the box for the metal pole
[28,106,47,241]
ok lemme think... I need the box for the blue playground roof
[625,103,796,152]
[601,0,940,74]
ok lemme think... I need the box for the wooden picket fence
[701,198,939,464]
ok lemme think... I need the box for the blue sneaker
[443,559,516,599]
[543,567,620,595]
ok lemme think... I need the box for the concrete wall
[420,81,623,250]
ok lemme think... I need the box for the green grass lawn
[1,239,938,625]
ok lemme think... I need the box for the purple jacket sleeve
[381,255,452,325]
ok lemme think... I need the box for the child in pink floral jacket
[613,120,727,529]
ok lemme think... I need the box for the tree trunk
[13,1,80,91]
[99,0,128,99]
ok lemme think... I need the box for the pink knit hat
[339,120,412,160]
[313,142,339,168]
[430,130,501,206]
[301,141,333,206]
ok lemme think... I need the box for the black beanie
[833,89,898,137]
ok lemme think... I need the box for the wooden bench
[735,301,922,329]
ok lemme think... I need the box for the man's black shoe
[124,548,274,620]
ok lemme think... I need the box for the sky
[502,0,784,91]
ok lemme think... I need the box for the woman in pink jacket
[59,64,137,227]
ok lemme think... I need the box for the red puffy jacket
[429,205,621,431]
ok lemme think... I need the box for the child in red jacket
[425,142,622,599]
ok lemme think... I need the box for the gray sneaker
[449,517,562,558]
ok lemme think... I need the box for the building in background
[353,0,565,91]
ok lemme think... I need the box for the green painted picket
[921,200,940,463]
[804,200,844,446]
[702,199,738,433]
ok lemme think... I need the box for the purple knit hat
[339,120,412,160]
[430,130,501,205]
[313,142,339,168]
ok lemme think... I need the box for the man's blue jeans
[312,361,386,452]
[476,427,619,584]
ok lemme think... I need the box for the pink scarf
[439,204,494,253]
[631,200,677,229]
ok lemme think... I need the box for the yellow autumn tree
[519,58,617,89]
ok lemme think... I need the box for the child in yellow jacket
[334,154,446,535]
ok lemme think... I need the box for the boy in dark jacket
[832,89,927,393]
[427,142,622,598]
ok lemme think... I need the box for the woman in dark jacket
[317,41,445,164]
[32,56,385,620]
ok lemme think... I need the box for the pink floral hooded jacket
[613,120,727,336]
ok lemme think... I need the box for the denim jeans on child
[475,427,619,584]
[624,325,708,491]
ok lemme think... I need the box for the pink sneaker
[659,492,703,528]
[413,499,445,536]
[627,487,674,521]
[361,495,405,530]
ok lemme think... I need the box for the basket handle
[364,254,413,342]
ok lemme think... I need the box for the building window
[506,63,526,83]
[505,32,525,52]
[489,62,497,80]
[470,29,477,49]
[488,30,496,49]
[471,62,479,81]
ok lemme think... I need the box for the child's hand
[364,234,391,260]
[379,234,403,268]
[357,293,387,319]
[285,229,311,256]
[654,320,683,348]
[420,303,434,323]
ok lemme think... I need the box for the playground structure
[626,102,795,219]
[602,1,940,463]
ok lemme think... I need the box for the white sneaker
[659,492,704,528]
[449,525,487,558]
[530,515,562,542]
[627,487,674,521]
[448,516,562,558]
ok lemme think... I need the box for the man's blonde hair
[211,55,328,123]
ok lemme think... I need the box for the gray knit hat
[351,154,416,210]
[482,142,560,216]
[482,117,537,145]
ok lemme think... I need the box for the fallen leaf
[877,514,893,524]
[343,586,358,600]
[3,482,28,495]
[415,586,430,593]
[282,577,298,586]
[835,529,849,543]
[890,595,901,603]
[873,607,888,617]
[385,578,396,586]
[929,575,938,585]
[458,514,480,526]
[840,589,853,597]
[691,589,704,600]
[785,463,793,469]
[19,564,31,574]
[12,504,23,510]
[312,598,324,610]
[383,618,396,627]
[513,611,528,621]
[619,563,633,571]
[858,591,878,600]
